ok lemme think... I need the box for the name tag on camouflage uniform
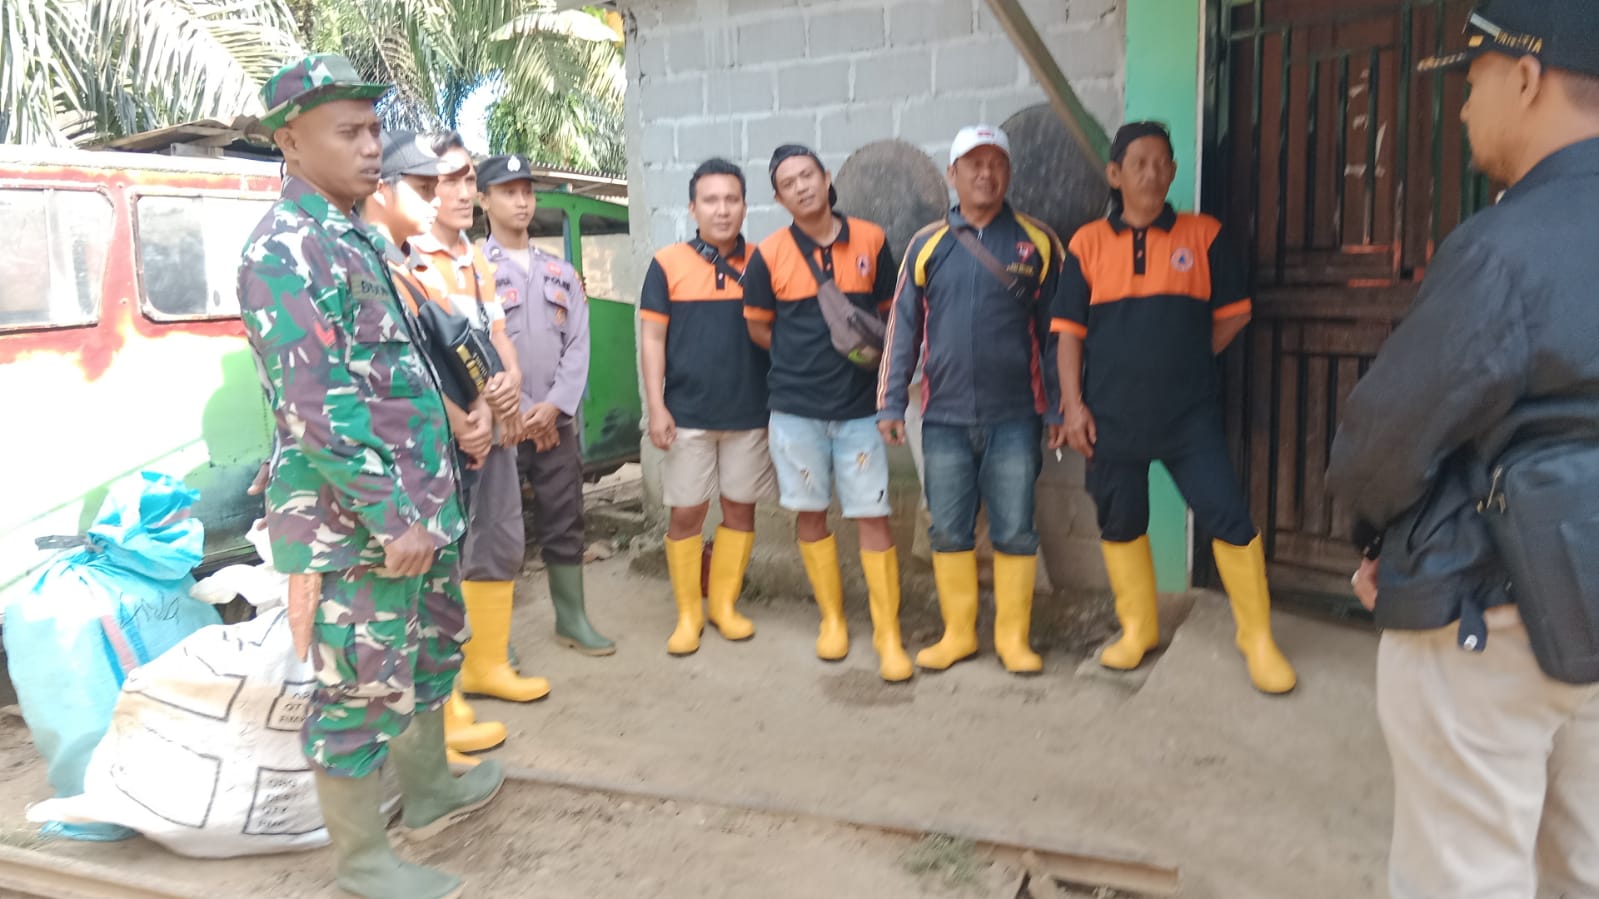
[350,273,390,303]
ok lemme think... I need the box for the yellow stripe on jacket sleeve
[913,225,949,288]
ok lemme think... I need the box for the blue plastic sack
[2,472,221,841]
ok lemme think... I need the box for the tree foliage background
[0,0,625,173]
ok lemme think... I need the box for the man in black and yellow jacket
[1052,121,1295,694]
[877,124,1064,676]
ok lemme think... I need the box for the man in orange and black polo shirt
[412,134,553,708]
[640,158,776,657]
[359,130,507,766]
[1053,121,1296,694]
[742,144,912,684]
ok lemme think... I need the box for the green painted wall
[1125,0,1203,591]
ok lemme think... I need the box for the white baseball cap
[949,124,1011,165]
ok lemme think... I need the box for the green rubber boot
[547,563,615,656]
[390,708,506,841]
[313,770,463,899]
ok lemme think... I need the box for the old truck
[0,144,639,608]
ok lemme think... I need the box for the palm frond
[487,15,622,169]
[4,0,625,161]
[85,0,303,138]
[0,0,91,144]
[495,9,619,44]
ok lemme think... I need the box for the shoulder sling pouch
[1478,438,1599,683]
[949,218,1037,303]
[393,274,503,408]
[691,238,748,287]
[793,228,885,370]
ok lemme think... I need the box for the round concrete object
[1001,103,1109,242]
[833,139,948,261]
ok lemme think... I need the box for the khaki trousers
[1378,606,1599,899]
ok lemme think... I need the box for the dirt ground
[0,481,1392,898]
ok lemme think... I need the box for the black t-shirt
[640,236,770,431]
[742,217,897,421]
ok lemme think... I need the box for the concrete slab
[476,554,1390,898]
[0,548,1388,897]
[1074,591,1200,691]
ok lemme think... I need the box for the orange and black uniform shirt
[410,234,507,337]
[742,216,896,421]
[639,235,770,431]
[1051,203,1251,458]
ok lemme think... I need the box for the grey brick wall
[623,0,1125,251]
[621,0,1124,587]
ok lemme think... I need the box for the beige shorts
[660,428,778,508]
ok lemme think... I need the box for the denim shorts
[767,412,892,518]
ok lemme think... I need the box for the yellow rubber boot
[1098,537,1161,670]
[664,535,706,656]
[706,527,756,641]
[859,547,913,683]
[799,535,848,661]
[1212,535,1297,694]
[993,552,1043,674]
[916,551,979,670]
[442,688,506,758]
[459,581,551,702]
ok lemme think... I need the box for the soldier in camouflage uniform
[237,54,502,899]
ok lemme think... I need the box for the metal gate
[1207,0,1491,606]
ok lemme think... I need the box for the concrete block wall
[620,0,1123,591]
[623,0,1126,251]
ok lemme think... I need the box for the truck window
[136,194,274,320]
[0,188,113,330]
[528,206,566,260]
[576,212,633,304]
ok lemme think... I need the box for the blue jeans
[922,418,1043,556]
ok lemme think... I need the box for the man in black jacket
[1326,2,1599,895]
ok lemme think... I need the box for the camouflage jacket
[238,177,465,573]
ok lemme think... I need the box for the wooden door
[1208,0,1491,607]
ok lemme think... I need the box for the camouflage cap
[258,54,391,132]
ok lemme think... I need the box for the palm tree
[3,0,623,172]
[1,0,302,145]
[2,0,94,144]
[307,0,624,172]
[487,8,624,172]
